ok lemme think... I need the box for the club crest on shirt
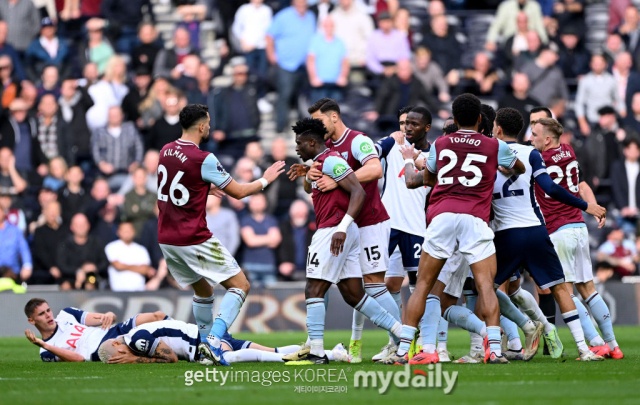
[135,339,149,353]
[333,163,347,177]
[341,152,349,161]
[216,162,227,175]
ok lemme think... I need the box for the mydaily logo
[353,364,458,394]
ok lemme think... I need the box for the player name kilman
[163,148,188,163]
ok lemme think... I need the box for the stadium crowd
[0,0,639,291]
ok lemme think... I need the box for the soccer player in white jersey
[97,319,349,364]
[23,298,167,362]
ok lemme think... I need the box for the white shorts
[160,236,241,289]
[306,223,361,284]
[423,213,495,265]
[439,250,469,298]
[386,247,406,278]
[360,220,391,276]
[550,226,593,284]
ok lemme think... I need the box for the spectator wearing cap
[0,54,21,109]
[307,15,349,102]
[485,0,548,52]
[24,17,69,81]
[131,23,161,74]
[0,98,48,177]
[78,18,114,75]
[365,11,410,76]
[232,0,272,80]
[91,106,144,190]
[557,27,591,81]
[498,73,540,141]
[330,0,374,69]
[212,58,260,161]
[153,27,197,79]
[205,196,240,256]
[597,224,638,278]
[100,0,155,55]
[575,54,623,136]
[611,138,640,233]
[277,200,315,280]
[0,21,25,81]
[0,147,26,196]
[581,106,622,192]
[0,203,32,281]
[86,55,129,130]
[0,0,41,54]
[419,14,461,77]
[520,43,569,107]
[58,77,94,166]
[147,90,184,151]
[266,0,315,133]
[31,200,66,284]
[121,66,152,128]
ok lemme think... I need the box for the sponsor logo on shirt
[333,163,347,177]
[360,142,373,154]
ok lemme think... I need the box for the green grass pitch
[1,327,639,405]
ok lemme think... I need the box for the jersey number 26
[157,164,190,206]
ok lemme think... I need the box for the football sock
[275,345,301,354]
[324,289,330,309]
[443,305,485,335]
[508,338,523,351]
[538,292,556,325]
[562,309,589,351]
[306,298,326,357]
[437,316,449,350]
[397,325,417,356]
[572,295,604,346]
[496,289,533,331]
[419,295,441,353]
[470,332,484,353]
[464,290,477,312]
[223,349,285,363]
[355,295,402,341]
[586,292,616,345]
[500,315,520,343]
[209,288,246,347]
[487,326,502,356]
[509,287,553,333]
[193,294,214,343]
[351,309,365,341]
[390,290,403,320]
[365,283,401,342]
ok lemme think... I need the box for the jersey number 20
[547,161,580,194]
[157,164,190,206]
[438,149,487,187]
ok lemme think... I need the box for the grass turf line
[1,327,639,405]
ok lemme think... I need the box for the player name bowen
[164,148,188,163]
[551,150,572,163]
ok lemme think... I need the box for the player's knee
[342,292,362,308]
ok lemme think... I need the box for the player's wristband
[258,178,269,190]
[404,159,414,166]
[305,174,313,184]
[335,214,354,234]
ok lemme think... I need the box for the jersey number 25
[438,149,487,187]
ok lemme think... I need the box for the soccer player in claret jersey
[381,93,526,365]
[531,117,623,359]
[155,104,285,366]
[284,118,402,365]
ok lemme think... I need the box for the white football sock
[510,287,553,333]
[276,345,301,354]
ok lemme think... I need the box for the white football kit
[123,319,200,362]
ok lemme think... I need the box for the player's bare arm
[331,172,366,256]
[223,161,285,199]
[83,312,117,330]
[25,330,84,362]
[109,341,178,364]
[399,144,426,189]
[315,158,383,192]
[579,181,606,227]
[423,165,437,187]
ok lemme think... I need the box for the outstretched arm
[26,330,85,362]
[108,341,178,364]
[222,161,286,200]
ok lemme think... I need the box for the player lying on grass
[97,319,348,364]
[24,297,168,362]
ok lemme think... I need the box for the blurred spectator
[553,0,586,37]
[0,54,20,109]
[82,62,100,87]
[0,203,31,281]
[447,52,502,97]
[307,16,349,102]
[0,98,48,176]
[36,94,70,163]
[498,73,540,141]
[43,156,66,192]
[611,138,640,233]
[420,14,461,76]
[138,77,171,132]
[213,59,260,161]
[58,165,87,226]
[594,261,615,284]
[86,56,129,130]
[394,8,413,49]
[0,147,27,196]
[412,47,450,104]
[122,66,152,126]
[123,167,156,235]
[131,23,161,74]
[331,0,374,69]
[0,21,25,81]
[37,65,60,99]
[520,43,569,108]
[266,0,315,133]
[25,186,56,234]
[499,12,531,71]
[78,18,114,75]
[615,52,640,114]
[205,196,240,256]
[624,92,640,138]
[365,12,410,76]
[557,27,591,81]
[25,17,69,81]
[232,0,272,79]
[186,63,214,117]
[485,0,548,52]
[153,27,197,79]
[512,31,542,73]
[277,200,314,280]
[100,0,155,55]
[0,0,41,54]
[147,91,184,151]
[614,6,640,58]
[0,192,25,230]
[602,33,626,67]
[31,200,65,284]
[244,141,265,172]
[310,0,333,27]
[105,221,152,291]
[118,149,158,195]
[240,193,281,286]
[136,203,167,290]
[575,54,623,136]
[57,213,108,289]
[85,177,123,227]
[597,225,638,277]
[91,106,144,190]
[92,202,119,245]
[609,0,632,34]
[172,54,200,94]
[582,106,622,191]
[264,137,299,218]
[58,78,94,165]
